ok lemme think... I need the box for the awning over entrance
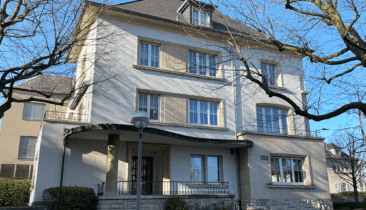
[63,124,253,148]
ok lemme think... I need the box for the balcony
[241,125,317,137]
[97,181,230,196]
[43,111,88,122]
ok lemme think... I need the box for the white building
[28,0,333,209]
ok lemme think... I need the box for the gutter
[235,148,242,210]
[59,143,67,187]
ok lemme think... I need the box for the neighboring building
[27,0,332,209]
[0,75,73,180]
[325,143,366,194]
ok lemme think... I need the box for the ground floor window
[190,155,221,182]
[271,157,304,184]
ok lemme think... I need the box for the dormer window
[192,10,210,26]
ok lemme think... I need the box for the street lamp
[315,128,329,137]
[131,111,149,210]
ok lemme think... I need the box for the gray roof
[114,0,266,41]
[326,143,342,150]
[15,74,74,95]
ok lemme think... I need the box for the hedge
[332,191,366,198]
[333,202,363,210]
[0,178,31,207]
[164,197,189,210]
[42,186,97,210]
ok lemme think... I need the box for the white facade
[29,1,333,209]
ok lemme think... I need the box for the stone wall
[97,195,235,210]
[241,199,333,210]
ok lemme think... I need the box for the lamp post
[131,111,149,210]
[315,128,329,137]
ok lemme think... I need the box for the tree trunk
[353,177,358,202]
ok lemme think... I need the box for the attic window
[192,10,210,26]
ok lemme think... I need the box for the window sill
[132,65,227,82]
[149,121,229,131]
[267,184,316,189]
[269,85,286,90]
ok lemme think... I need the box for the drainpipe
[235,148,242,210]
[232,65,237,139]
[60,142,67,187]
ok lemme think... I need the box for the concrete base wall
[97,195,235,210]
[241,199,333,210]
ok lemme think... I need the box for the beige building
[0,75,73,179]
[325,143,366,194]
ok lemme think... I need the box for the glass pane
[209,55,216,76]
[192,10,198,25]
[257,107,263,132]
[138,94,148,112]
[150,95,159,120]
[189,52,197,74]
[269,65,275,85]
[261,64,268,84]
[151,45,159,68]
[273,109,280,134]
[200,101,208,125]
[207,157,219,182]
[265,108,272,133]
[190,156,202,181]
[281,110,287,134]
[198,53,206,75]
[209,103,217,125]
[190,100,197,124]
[293,159,303,182]
[282,158,293,182]
[139,43,149,66]
[271,158,280,182]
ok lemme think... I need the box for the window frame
[189,51,217,77]
[189,100,218,126]
[190,155,222,182]
[192,9,211,26]
[17,136,37,160]
[139,42,161,68]
[137,93,160,121]
[22,102,46,121]
[261,63,276,86]
[270,156,305,185]
[257,107,288,135]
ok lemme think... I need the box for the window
[190,155,221,182]
[261,63,276,85]
[341,183,346,192]
[192,10,210,26]
[138,93,159,120]
[18,136,36,159]
[189,51,217,77]
[189,100,218,126]
[257,107,287,134]
[271,157,304,184]
[139,43,160,68]
[23,102,46,121]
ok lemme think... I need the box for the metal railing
[242,125,317,137]
[44,111,88,122]
[97,181,230,196]
[116,181,230,195]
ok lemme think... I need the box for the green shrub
[164,196,189,210]
[333,202,362,210]
[42,186,97,210]
[0,178,31,207]
[331,191,366,198]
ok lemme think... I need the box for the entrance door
[131,157,153,195]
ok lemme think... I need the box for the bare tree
[187,0,366,124]
[327,129,366,202]
[0,0,120,119]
